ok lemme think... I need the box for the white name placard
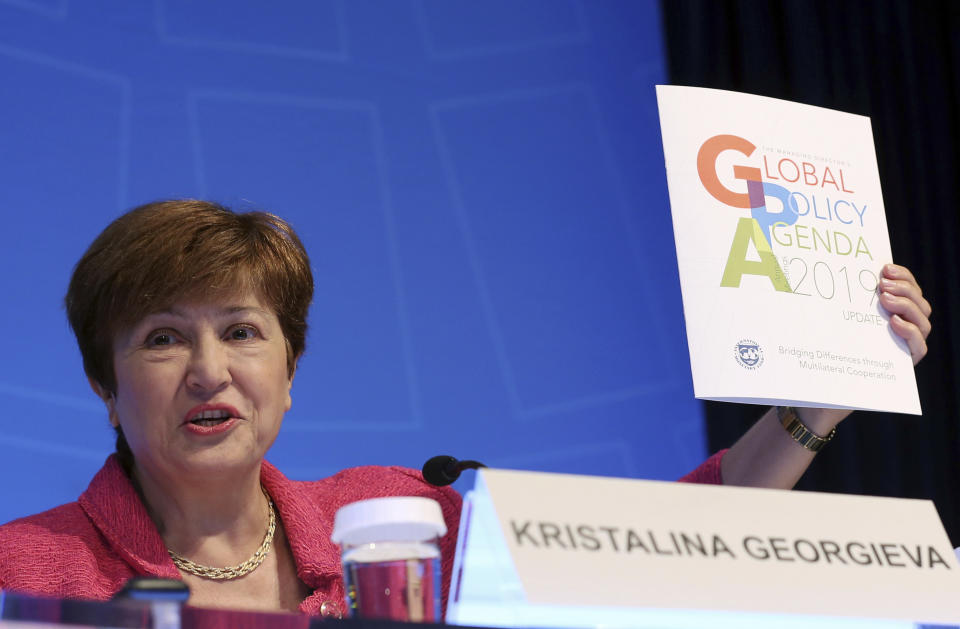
[656,85,920,413]
[447,468,960,627]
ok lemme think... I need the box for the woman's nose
[185,337,231,392]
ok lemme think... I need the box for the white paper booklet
[656,86,919,414]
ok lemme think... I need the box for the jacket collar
[78,456,342,585]
[260,461,342,584]
[78,455,180,579]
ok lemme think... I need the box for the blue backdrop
[0,0,705,524]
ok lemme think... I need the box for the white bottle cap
[331,496,447,546]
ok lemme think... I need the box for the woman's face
[109,293,293,483]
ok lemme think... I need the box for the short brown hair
[66,199,313,394]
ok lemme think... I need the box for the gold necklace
[167,491,277,581]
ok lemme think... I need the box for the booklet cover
[656,86,920,414]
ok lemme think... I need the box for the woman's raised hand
[878,263,932,365]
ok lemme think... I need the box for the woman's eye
[146,330,179,347]
[228,326,258,341]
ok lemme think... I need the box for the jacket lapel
[78,455,181,579]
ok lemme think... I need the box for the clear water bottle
[332,496,447,622]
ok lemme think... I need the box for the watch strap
[777,406,836,452]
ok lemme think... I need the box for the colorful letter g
[697,134,761,209]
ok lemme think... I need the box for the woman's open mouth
[188,409,234,427]
[182,404,242,434]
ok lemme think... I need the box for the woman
[0,200,461,617]
[0,200,931,616]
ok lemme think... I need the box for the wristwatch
[777,406,836,452]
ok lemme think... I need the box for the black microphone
[421,455,487,487]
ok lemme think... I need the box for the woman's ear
[88,378,119,428]
[285,361,297,413]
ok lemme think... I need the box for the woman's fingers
[879,289,932,338]
[879,264,931,365]
[879,264,932,335]
[889,313,928,365]
[881,264,932,318]
[881,262,918,284]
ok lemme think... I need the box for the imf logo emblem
[734,339,764,369]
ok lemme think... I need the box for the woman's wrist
[792,406,850,437]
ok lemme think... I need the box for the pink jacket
[0,452,724,615]
[0,456,461,617]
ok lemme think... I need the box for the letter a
[928,547,952,570]
[720,217,792,292]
